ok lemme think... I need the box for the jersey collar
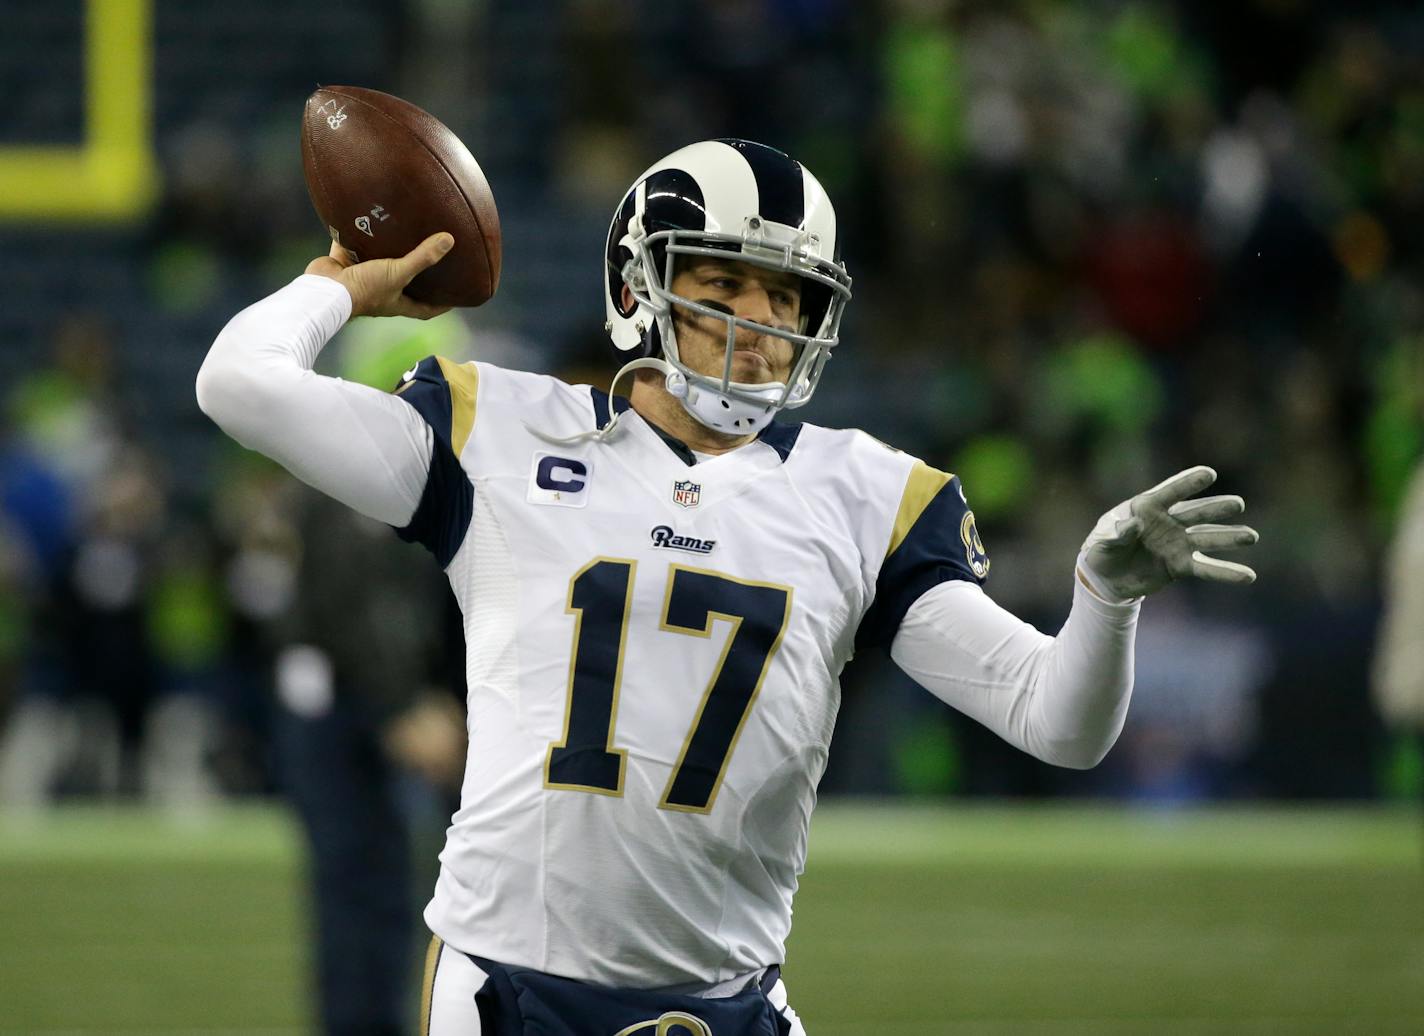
[588,387,802,466]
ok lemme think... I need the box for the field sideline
[1,803,1420,1034]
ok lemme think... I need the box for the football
[301,85,501,307]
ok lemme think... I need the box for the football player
[197,139,1257,1035]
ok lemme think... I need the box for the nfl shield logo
[672,479,702,508]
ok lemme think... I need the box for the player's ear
[622,284,636,311]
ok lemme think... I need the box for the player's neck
[627,375,754,456]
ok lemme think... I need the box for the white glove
[1077,466,1258,603]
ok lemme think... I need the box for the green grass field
[1,803,1420,1034]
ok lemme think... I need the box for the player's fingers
[395,232,455,283]
[1140,465,1217,509]
[1185,524,1258,552]
[1189,551,1257,585]
[390,293,452,321]
[1168,494,1245,525]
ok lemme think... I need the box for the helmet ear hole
[619,284,637,316]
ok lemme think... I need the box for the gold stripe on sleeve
[419,935,443,1036]
[436,357,480,459]
[886,461,953,558]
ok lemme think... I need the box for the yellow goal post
[0,0,158,222]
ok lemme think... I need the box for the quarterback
[197,139,1257,1035]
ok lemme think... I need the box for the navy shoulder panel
[857,467,990,652]
[589,387,632,430]
[756,420,802,462]
[391,356,476,568]
[392,356,454,439]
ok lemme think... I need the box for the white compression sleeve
[196,274,434,527]
[890,576,1141,769]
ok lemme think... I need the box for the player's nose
[733,283,777,327]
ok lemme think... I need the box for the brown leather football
[301,86,501,307]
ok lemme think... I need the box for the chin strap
[678,375,787,436]
[524,356,791,448]
[522,356,678,447]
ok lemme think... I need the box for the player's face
[669,257,802,385]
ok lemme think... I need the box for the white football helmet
[603,139,852,436]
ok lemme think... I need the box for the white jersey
[394,356,990,988]
[197,275,1140,997]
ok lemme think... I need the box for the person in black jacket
[271,487,465,1036]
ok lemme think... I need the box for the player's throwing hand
[1077,465,1258,601]
[305,231,456,320]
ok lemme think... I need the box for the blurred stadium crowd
[1,0,1421,808]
